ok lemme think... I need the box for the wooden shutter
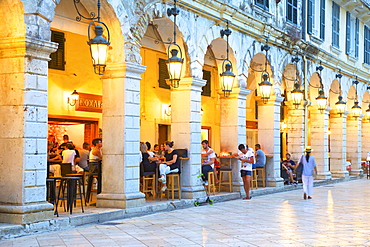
[158,58,170,89]
[365,26,370,64]
[307,0,314,34]
[49,31,65,70]
[345,12,351,55]
[201,70,211,97]
[320,0,325,40]
[332,3,340,48]
[355,18,359,58]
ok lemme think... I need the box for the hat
[305,146,313,152]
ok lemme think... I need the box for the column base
[97,192,145,209]
[316,172,332,180]
[267,177,284,187]
[181,186,205,199]
[349,169,363,176]
[330,171,350,178]
[0,202,54,224]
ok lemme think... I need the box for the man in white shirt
[201,140,216,186]
[233,144,254,200]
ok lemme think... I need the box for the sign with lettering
[75,93,102,113]
[246,120,258,129]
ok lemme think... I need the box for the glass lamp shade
[316,89,327,112]
[351,101,362,118]
[291,82,304,108]
[259,72,272,103]
[88,25,110,75]
[335,95,346,115]
[167,49,184,88]
[69,90,79,106]
[220,63,235,97]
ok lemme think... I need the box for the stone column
[97,62,146,208]
[286,104,305,161]
[219,88,249,194]
[346,115,363,176]
[329,111,349,178]
[310,108,331,179]
[362,119,370,160]
[170,77,206,199]
[257,96,284,187]
[0,37,57,224]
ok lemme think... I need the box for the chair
[255,167,266,187]
[140,162,156,198]
[85,162,99,204]
[218,167,233,192]
[251,169,258,189]
[207,171,216,195]
[163,173,181,201]
[46,178,59,217]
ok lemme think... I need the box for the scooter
[194,173,214,207]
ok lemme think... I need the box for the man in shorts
[234,144,254,200]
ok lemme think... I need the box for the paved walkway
[2,179,370,246]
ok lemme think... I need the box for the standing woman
[298,147,317,199]
[158,141,180,191]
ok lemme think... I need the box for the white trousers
[302,175,314,196]
[159,163,179,180]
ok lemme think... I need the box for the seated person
[78,142,90,171]
[281,153,297,185]
[201,140,217,185]
[158,141,180,192]
[140,142,157,173]
[62,143,83,173]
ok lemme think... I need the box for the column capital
[175,77,207,91]
[218,87,251,99]
[103,62,146,79]
[256,95,284,106]
[330,110,349,119]
[347,114,364,121]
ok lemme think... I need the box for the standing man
[234,144,254,200]
[298,147,317,199]
[254,144,266,168]
[201,140,217,186]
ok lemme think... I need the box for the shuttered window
[307,0,314,34]
[332,2,340,48]
[346,12,351,55]
[255,0,269,10]
[158,58,170,89]
[355,18,359,58]
[286,0,298,25]
[202,70,211,97]
[364,26,370,64]
[49,31,65,70]
[320,0,325,39]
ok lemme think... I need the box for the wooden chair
[255,167,266,187]
[251,169,258,189]
[140,162,156,198]
[207,171,216,195]
[164,173,181,201]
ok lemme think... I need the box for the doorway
[158,124,170,145]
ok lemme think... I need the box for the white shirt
[202,148,216,168]
[148,151,155,158]
[239,151,253,171]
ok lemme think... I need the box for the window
[320,0,325,39]
[255,0,269,10]
[201,70,211,97]
[364,26,370,64]
[158,58,170,89]
[307,0,314,34]
[345,12,359,58]
[332,2,340,48]
[49,31,65,70]
[286,0,298,25]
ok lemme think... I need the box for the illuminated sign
[76,93,102,113]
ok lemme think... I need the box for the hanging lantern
[220,62,235,96]
[335,95,346,116]
[351,101,362,118]
[316,89,327,112]
[167,47,183,88]
[291,82,304,108]
[259,72,273,103]
[88,24,110,75]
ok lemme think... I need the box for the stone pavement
[2,179,370,246]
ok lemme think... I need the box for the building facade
[0,0,369,224]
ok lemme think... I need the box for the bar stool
[219,168,233,192]
[251,169,258,189]
[255,167,266,187]
[140,162,156,198]
[66,173,86,206]
[163,173,181,201]
[46,178,59,216]
[57,176,84,214]
[207,171,216,195]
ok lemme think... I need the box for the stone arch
[329,79,341,108]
